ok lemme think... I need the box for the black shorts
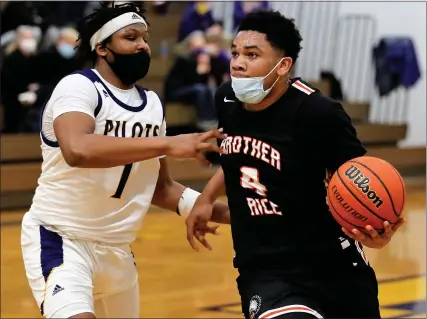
[237,266,380,319]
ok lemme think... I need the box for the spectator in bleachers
[164,31,221,131]
[21,27,85,132]
[177,1,215,42]
[204,23,231,85]
[35,27,83,87]
[233,1,269,33]
[1,26,40,133]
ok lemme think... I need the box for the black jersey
[215,78,368,274]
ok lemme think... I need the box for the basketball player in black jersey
[186,10,406,319]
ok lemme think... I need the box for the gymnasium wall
[213,1,426,147]
[338,1,426,147]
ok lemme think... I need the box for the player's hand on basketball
[186,196,218,251]
[341,217,406,249]
[166,128,226,164]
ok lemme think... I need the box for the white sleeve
[159,118,167,137]
[150,91,167,158]
[158,119,167,158]
[150,91,167,137]
[50,74,99,120]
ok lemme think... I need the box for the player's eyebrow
[244,45,261,50]
[231,43,262,51]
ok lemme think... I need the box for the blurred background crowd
[0,1,273,133]
[0,3,425,317]
[0,1,424,141]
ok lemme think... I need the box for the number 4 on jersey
[240,166,282,216]
[240,166,267,197]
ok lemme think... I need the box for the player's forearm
[65,134,170,168]
[201,167,226,203]
[151,179,187,212]
[211,200,230,224]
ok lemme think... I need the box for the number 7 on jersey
[111,163,133,199]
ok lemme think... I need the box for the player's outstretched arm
[152,159,228,221]
[190,167,230,224]
[151,158,223,247]
[54,112,225,168]
[186,167,230,251]
[151,158,188,212]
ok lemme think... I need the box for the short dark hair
[237,10,303,63]
[76,2,148,63]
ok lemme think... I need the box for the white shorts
[21,213,140,318]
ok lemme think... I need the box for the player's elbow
[62,142,88,167]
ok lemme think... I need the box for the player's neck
[95,61,134,90]
[243,79,290,112]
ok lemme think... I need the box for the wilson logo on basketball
[331,185,368,222]
[344,165,384,208]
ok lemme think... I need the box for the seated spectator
[177,1,215,42]
[36,27,83,87]
[1,26,40,133]
[25,27,85,131]
[233,1,269,33]
[204,23,231,84]
[164,31,220,131]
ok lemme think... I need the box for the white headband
[90,12,147,50]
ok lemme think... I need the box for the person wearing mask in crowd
[15,27,87,132]
[1,26,40,132]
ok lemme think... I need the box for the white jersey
[28,69,166,244]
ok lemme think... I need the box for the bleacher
[1,2,425,211]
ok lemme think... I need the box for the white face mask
[19,38,37,54]
[231,58,284,104]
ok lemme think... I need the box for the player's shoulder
[141,87,162,103]
[213,81,236,119]
[290,78,343,117]
[57,73,93,87]
[136,85,165,117]
[53,70,98,96]
[215,80,235,103]
[216,80,234,96]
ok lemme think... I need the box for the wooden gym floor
[1,180,425,318]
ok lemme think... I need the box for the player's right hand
[186,195,218,251]
[165,128,226,165]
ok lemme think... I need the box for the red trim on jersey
[259,304,323,318]
[292,80,315,95]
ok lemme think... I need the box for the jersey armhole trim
[40,71,103,148]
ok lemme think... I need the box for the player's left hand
[186,196,220,251]
[341,217,406,249]
[192,223,220,251]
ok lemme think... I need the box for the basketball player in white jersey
[21,3,228,318]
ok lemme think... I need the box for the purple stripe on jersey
[72,69,103,116]
[39,226,64,282]
[76,69,148,112]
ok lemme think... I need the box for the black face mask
[105,47,151,85]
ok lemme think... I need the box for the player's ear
[95,43,107,57]
[277,57,292,77]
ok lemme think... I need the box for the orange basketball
[327,156,406,232]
